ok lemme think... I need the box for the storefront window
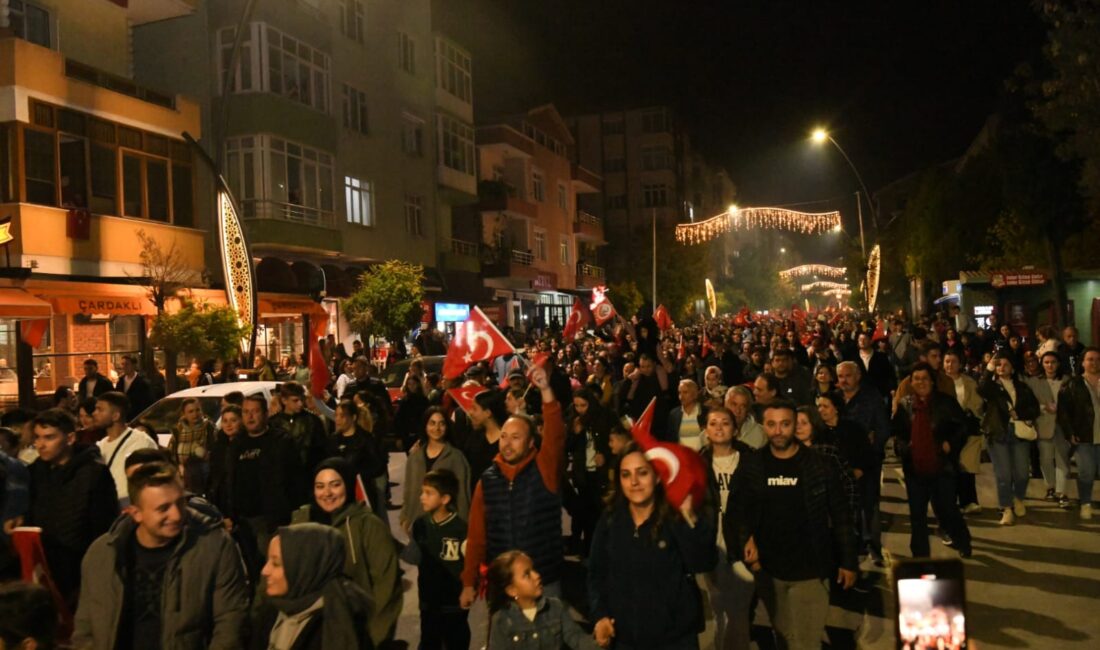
[109,316,144,370]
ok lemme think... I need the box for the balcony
[477,125,534,158]
[573,211,606,243]
[443,238,481,274]
[483,247,540,283]
[65,59,175,109]
[576,263,606,289]
[478,180,538,219]
[571,163,603,194]
[119,0,198,26]
[239,200,342,254]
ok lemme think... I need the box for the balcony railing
[239,199,337,228]
[512,249,534,266]
[577,211,602,227]
[450,238,479,257]
[65,59,175,109]
[578,263,606,279]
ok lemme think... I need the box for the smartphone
[893,558,968,650]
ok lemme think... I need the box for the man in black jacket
[24,409,118,607]
[855,332,897,400]
[1058,347,1100,520]
[114,355,154,418]
[891,363,972,558]
[77,359,112,400]
[268,382,327,472]
[733,400,858,650]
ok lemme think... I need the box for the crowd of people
[0,302,1097,649]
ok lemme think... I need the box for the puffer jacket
[71,503,250,649]
[1058,376,1099,444]
[489,596,599,650]
[978,374,1040,443]
[292,500,402,646]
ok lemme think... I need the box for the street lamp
[809,127,874,259]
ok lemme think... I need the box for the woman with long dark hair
[563,388,612,556]
[588,444,716,649]
[979,352,1041,525]
[400,407,471,533]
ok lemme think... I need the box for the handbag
[1012,419,1038,441]
[958,435,983,473]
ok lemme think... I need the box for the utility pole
[652,208,657,308]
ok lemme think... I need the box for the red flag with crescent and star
[562,298,588,340]
[447,384,488,414]
[442,306,516,380]
[629,398,707,512]
[590,285,617,326]
[654,304,673,332]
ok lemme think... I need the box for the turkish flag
[733,307,751,328]
[12,527,73,636]
[562,299,588,340]
[20,319,49,348]
[526,351,550,382]
[590,286,617,327]
[677,334,687,361]
[700,330,712,359]
[308,315,331,399]
[629,399,708,513]
[354,474,372,510]
[447,384,488,414]
[872,318,887,342]
[499,355,522,389]
[654,304,673,331]
[442,306,516,379]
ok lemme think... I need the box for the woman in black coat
[563,387,613,556]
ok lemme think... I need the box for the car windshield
[133,397,222,434]
[380,357,444,387]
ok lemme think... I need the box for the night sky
[435,0,1045,213]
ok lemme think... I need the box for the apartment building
[133,0,479,355]
[465,104,602,330]
[0,0,206,406]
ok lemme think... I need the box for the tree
[150,300,250,389]
[608,280,644,322]
[343,260,425,353]
[132,230,196,392]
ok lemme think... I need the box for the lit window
[345,176,374,226]
[534,229,547,261]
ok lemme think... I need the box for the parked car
[131,381,284,447]
[380,355,445,402]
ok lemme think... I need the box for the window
[398,32,416,75]
[225,135,334,224]
[602,117,624,135]
[643,184,668,208]
[607,195,627,210]
[218,24,330,113]
[533,229,547,261]
[345,176,374,226]
[557,183,568,212]
[436,39,472,103]
[641,145,671,171]
[9,1,51,48]
[23,129,55,205]
[532,172,545,202]
[438,115,474,175]
[342,84,369,134]
[339,0,365,43]
[641,110,667,133]
[559,235,570,266]
[401,115,424,156]
[604,157,625,173]
[404,193,423,237]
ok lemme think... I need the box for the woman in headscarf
[290,457,403,647]
[253,522,371,650]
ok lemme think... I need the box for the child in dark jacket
[400,469,469,650]
[487,550,598,650]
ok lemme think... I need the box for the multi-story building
[464,104,602,330]
[0,0,208,406]
[133,0,478,357]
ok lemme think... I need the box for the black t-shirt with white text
[757,449,818,581]
[120,535,175,649]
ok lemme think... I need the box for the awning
[934,294,960,306]
[0,289,53,319]
[422,267,446,292]
[43,294,156,316]
[258,294,328,320]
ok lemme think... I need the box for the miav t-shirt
[756,449,817,581]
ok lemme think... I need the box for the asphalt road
[383,452,1100,649]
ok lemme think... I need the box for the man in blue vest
[459,365,565,607]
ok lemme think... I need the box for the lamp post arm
[827,136,877,230]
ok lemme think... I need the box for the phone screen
[897,571,967,650]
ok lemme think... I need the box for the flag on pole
[308,315,331,399]
[447,384,488,414]
[562,298,589,341]
[498,355,522,389]
[590,285,617,327]
[442,306,516,380]
[12,527,73,636]
[354,474,372,510]
[700,330,712,359]
[629,399,708,513]
[654,304,673,332]
[872,318,888,342]
[677,334,687,361]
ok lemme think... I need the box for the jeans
[1076,443,1100,505]
[988,437,1031,508]
[905,470,971,557]
[757,574,829,650]
[702,555,756,650]
[1038,432,1071,494]
[860,465,883,553]
[419,609,469,650]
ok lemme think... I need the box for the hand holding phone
[894,558,967,650]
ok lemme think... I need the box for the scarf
[909,397,941,476]
[268,523,370,650]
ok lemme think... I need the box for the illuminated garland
[823,288,852,299]
[779,264,847,281]
[866,244,882,313]
[800,281,850,293]
[675,207,842,245]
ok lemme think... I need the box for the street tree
[343,260,425,355]
[150,300,250,392]
[608,280,644,322]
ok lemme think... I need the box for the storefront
[256,294,330,365]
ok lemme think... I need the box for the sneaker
[1000,509,1016,525]
[961,503,982,515]
[942,534,955,548]
[1057,494,1071,509]
[1082,504,1093,521]
[958,547,973,559]
[1044,488,1057,501]
[1013,498,1026,517]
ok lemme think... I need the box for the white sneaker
[1082,504,1093,521]
[961,503,982,515]
[1000,509,1016,525]
[1013,498,1026,517]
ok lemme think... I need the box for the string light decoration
[800,281,850,293]
[779,264,847,281]
[866,244,882,313]
[824,288,852,299]
[674,207,842,245]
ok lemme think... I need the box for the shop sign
[421,300,433,323]
[990,272,1046,288]
[77,298,146,314]
[434,302,470,322]
[479,305,503,324]
[531,273,557,291]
